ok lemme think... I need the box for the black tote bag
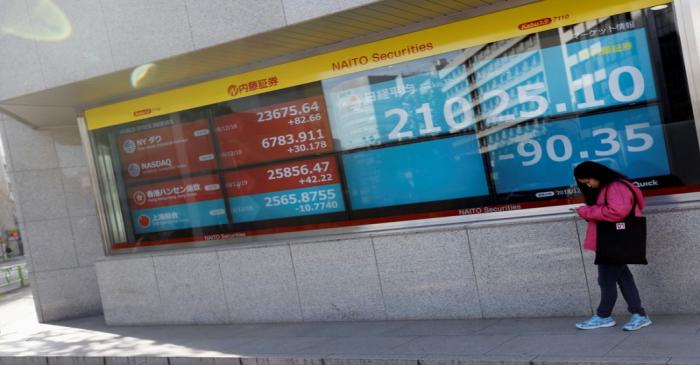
[594,182,648,265]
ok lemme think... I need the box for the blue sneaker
[576,315,616,329]
[623,314,652,331]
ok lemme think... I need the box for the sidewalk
[1,287,699,364]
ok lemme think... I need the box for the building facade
[1,0,700,324]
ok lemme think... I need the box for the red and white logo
[138,215,151,228]
[616,222,626,230]
[133,191,147,206]
[127,163,141,177]
[122,139,136,154]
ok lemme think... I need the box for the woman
[573,161,652,331]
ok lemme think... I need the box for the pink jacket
[577,180,645,252]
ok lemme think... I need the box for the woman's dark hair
[573,161,628,205]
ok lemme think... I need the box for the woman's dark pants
[596,264,646,318]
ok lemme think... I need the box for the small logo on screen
[193,129,210,137]
[133,191,147,206]
[122,139,136,154]
[204,184,220,191]
[127,163,141,177]
[340,94,361,112]
[616,222,626,230]
[518,17,552,31]
[138,215,151,228]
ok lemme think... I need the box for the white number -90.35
[515,123,654,166]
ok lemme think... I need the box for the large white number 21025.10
[385,83,549,140]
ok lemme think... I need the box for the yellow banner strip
[85,0,672,130]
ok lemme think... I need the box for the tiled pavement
[1,287,699,364]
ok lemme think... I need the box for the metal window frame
[79,0,700,256]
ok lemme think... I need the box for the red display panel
[215,95,334,167]
[225,156,340,197]
[118,119,216,183]
[128,174,224,210]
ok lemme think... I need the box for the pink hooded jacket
[577,180,645,252]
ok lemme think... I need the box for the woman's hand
[570,206,585,218]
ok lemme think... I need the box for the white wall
[0,0,379,101]
[0,114,104,321]
[95,206,700,325]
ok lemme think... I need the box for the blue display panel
[490,105,669,193]
[342,135,489,209]
[566,28,656,112]
[322,51,470,150]
[325,29,658,149]
[230,184,345,222]
[132,200,228,234]
[476,28,657,126]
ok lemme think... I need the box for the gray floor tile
[240,357,325,365]
[487,334,629,357]
[668,358,700,365]
[385,320,501,336]
[386,335,514,356]
[228,337,333,355]
[321,354,420,360]
[298,336,416,355]
[607,334,700,357]
[630,315,700,334]
[116,324,265,340]
[419,355,535,364]
[476,317,587,335]
[171,358,241,365]
[296,321,410,337]
[533,355,670,365]
[231,323,321,338]
[324,359,418,365]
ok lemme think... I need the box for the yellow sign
[85,0,672,130]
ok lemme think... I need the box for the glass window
[89,5,700,251]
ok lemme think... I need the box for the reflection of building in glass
[437,34,550,159]
[558,11,641,111]
[473,35,545,127]
[439,47,478,127]
[558,11,642,168]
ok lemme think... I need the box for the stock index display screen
[89,5,700,250]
